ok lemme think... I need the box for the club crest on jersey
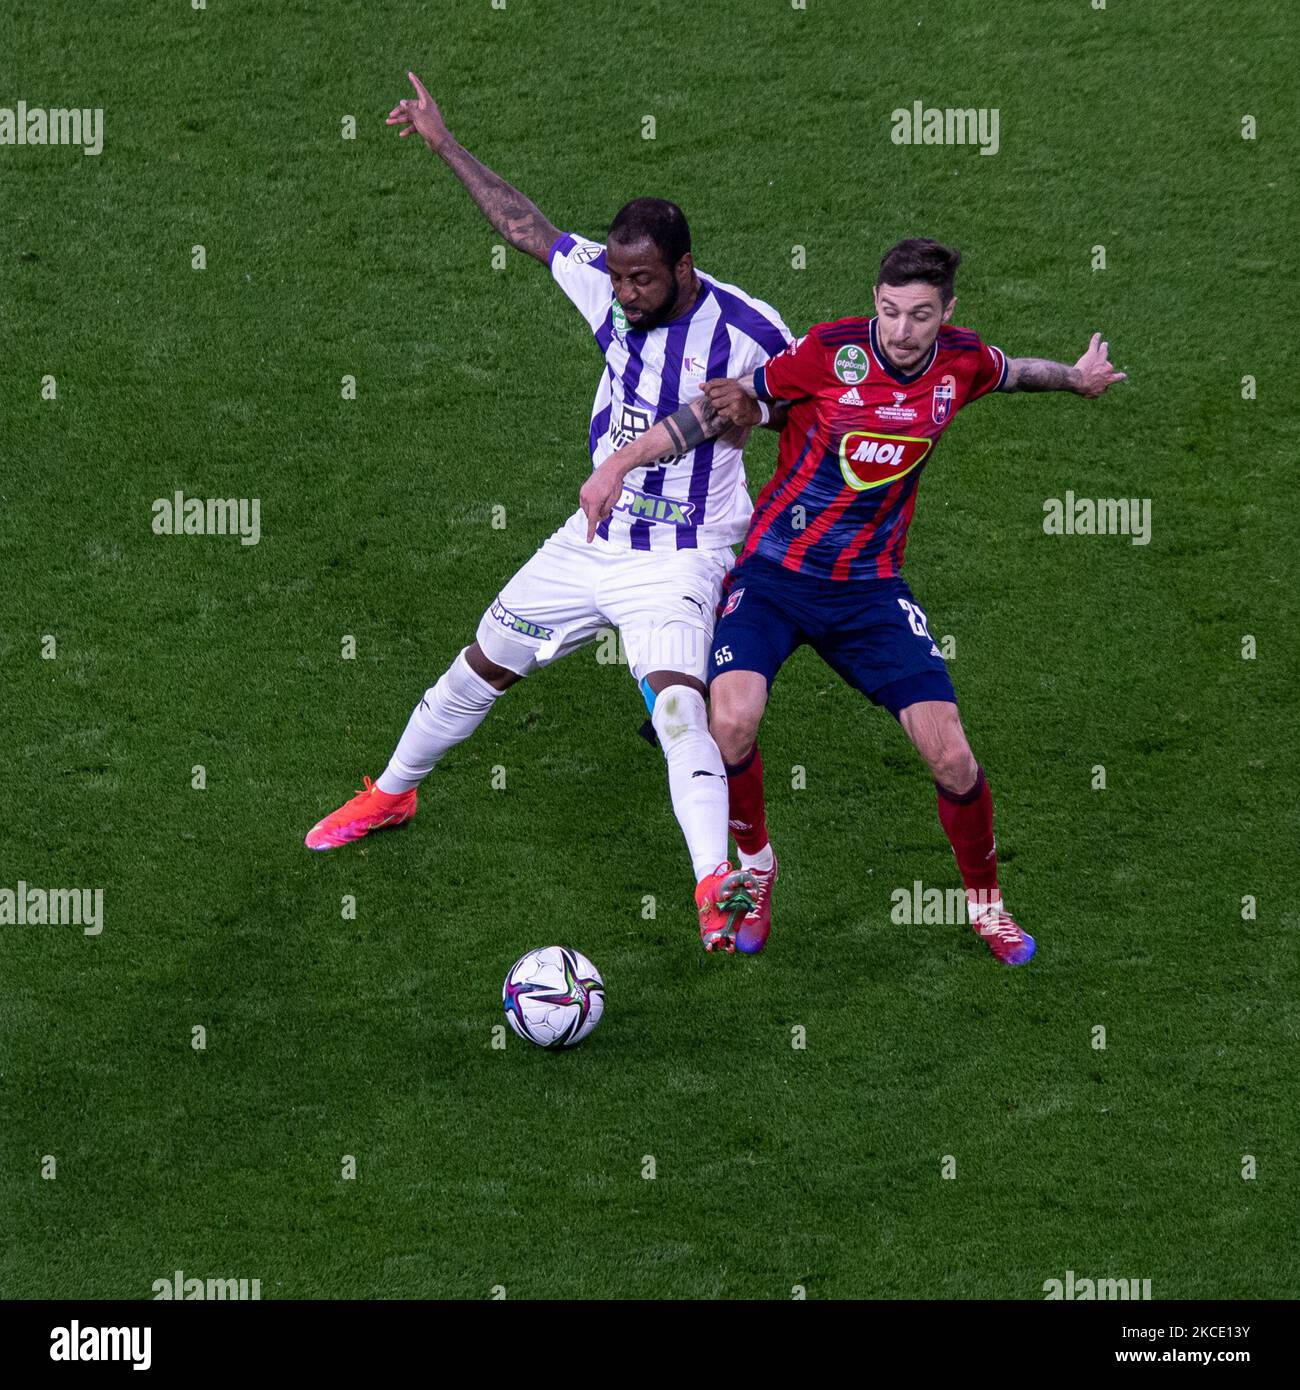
[721,586,745,616]
[571,244,603,266]
[838,431,933,492]
[611,299,629,340]
[833,344,870,385]
[932,373,956,423]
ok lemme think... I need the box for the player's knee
[650,683,707,743]
[927,737,977,795]
[709,701,761,765]
[902,701,974,791]
[465,640,524,691]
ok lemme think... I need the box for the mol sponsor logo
[838,431,932,491]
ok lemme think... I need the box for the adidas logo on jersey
[838,386,866,406]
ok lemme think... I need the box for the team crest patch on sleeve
[834,345,870,385]
[570,243,603,265]
[932,373,956,423]
[722,586,745,616]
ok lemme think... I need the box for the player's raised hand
[386,70,451,151]
[703,377,761,428]
[1073,332,1127,398]
[580,459,626,543]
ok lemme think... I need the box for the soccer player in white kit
[305,72,792,952]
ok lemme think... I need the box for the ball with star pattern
[502,946,605,1049]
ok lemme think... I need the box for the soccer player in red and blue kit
[699,238,1126,961]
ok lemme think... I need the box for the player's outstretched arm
[1004,332,1127,398]
[387,71,560,263]
[579,396,757,542]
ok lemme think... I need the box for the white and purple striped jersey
[548,232,792,550]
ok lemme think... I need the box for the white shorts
[475,510,733,684]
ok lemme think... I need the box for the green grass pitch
[3,0,1297,1300]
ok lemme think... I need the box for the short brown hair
[876,238,961,304]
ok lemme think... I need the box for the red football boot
[735,855,778,954]
[695,862,758,954]
[305,776,417,851]
[970,902,1036,966]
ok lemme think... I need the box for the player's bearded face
[607,241,691,332]
[873,283,953,371]
[629,273,679,331]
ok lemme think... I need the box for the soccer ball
[502,945,605,1049]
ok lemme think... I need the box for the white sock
[651,685,729,882]
[376,649,505,793]
[738,844,774,873]
[966,890,1004,923]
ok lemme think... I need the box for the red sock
[936,766,999,898]
[724,743,769,855]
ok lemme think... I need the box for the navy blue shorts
[707,555,956,718]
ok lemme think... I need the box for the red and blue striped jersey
[745,316,1008,579]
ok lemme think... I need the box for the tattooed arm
[434,141,560,263]
[1004,333,1127,398]
[387,70,560,263]
[1002,358,1079,392]
[579,394,762,542]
